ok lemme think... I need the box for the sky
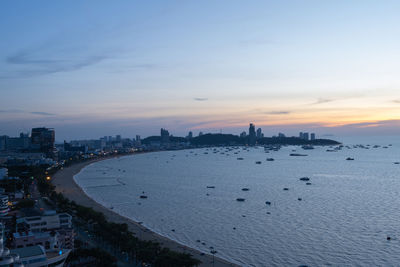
[1,0,400,140]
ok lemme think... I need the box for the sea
[74,136,400,266]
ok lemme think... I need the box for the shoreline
[53,155,240,267]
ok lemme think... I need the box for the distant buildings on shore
[0,124,321,163]
[299,132,316,141]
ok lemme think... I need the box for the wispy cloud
[0,109,24,113]
[264,111,291,115]
[0,109,56,116]
[2,46,108,79]
[30,111,56,116]
[311,98,334,105]
[393,99,400,104]
[194,98,208,101]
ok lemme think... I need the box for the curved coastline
[53,155,240,267]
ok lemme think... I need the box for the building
[310,133,316,140]
[17,211,72,232]
[0,136,6,151]
[256,128,262,139]
[31,128,55,158]
[278,133,286,138]
[11,244,70,267]
[0,195,8,217]
[0,168,7,179]
[0,223,24,266]
[248,123,256,145]
[240,131,247,138]
[160,128,170,144]
[0,133,31,152]
[187,131,193,139]
[299,132,309,140]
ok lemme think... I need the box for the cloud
[2,48,108,78]
[0,109,24,113]
[311,98,334,105]
[30,112,56,116]
[393,99,400,104]
[0,109,56,116]
[194,98,208,101]
[264,111,291,115]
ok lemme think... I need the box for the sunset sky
[1,1,400,140]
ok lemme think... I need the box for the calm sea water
[75,136,400,266]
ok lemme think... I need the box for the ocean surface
[74,136,400,266]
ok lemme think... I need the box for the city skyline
[1,1,400,139]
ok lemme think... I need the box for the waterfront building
[256,128,262,139]
[278,133,286,138]
[31,128,55,158]
[17,211,72,232]
[11,244,70,267]
[160,128,170,144]
[299,132,309,140]
[249,123,256,145]
[311,133,316,140]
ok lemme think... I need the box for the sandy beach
[53,157,240,267]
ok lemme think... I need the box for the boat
[241,188,250,191]
[236,198,245,202]
[299,177,310,181]
[290,153,308,156]
[140,195,148,199]
[265,201,271,205]
[255,161,262,164]
[237,157,244,160]
[301,145,314,150]
[283,188,289,191]
[206,186,215,189]
[266,158,274,161]
[346,157,354,160]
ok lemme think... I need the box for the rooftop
[11,245,45,258]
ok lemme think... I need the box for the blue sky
[1,1,400,140]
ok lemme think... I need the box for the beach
[53,157,240,267]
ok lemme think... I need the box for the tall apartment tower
[249,123,256,145]
[31,127,55,158]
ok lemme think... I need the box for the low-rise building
[18,211,72,232]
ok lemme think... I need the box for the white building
[18,212,72,233]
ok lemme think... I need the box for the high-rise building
[31,127,55,158]
[249,123,256,145]
[116,135,121,142]
[187,131,193,139]
[256,128,262,139]
[278,132,286,138]
[160,128,170,143]
[310,133,316,140]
